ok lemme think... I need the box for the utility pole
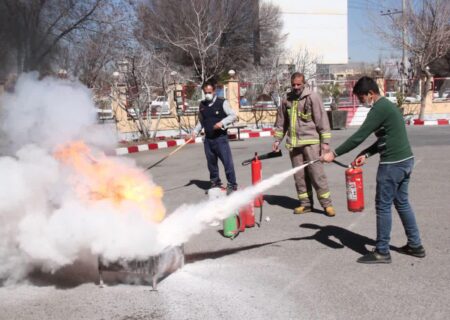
[401,0,407,95]
[381,1,407,94]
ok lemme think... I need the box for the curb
[407,119,450,126]
[115,129,274,155]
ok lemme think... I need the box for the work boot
[398,244,426,258]
[357,249,391,264]
[325,206,336,217]
[294,206,311,214]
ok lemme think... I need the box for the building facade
[273,0,348,65]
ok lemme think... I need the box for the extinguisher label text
[347,182,357,201]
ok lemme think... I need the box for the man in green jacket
[321,76,425,264]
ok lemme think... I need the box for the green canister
[223,212,239,239]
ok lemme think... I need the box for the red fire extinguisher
[334,160,364,212]
[251,153,263,207]
[345,166,364,212]
[239,203,255,229]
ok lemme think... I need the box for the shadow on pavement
[264,194,298,209]
[164,179,210,192]
[264,194,326,215]
[187,224,400,263]
[298,223,397,255]
[186,241,281,264]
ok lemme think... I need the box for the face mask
[363,94,373,108]
[205,93,214,101]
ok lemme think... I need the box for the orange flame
[54,141,165,222]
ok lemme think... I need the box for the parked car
[151,96,170,115]
[443,90,450,99]
[322,96,332,111]
[96,108,114,120]
[385,91,397,104]
[252,100,277,109]
[404,95,420,103]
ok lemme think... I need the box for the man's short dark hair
[202,81,216,90]
[291,72,305,83]
[353,76,380,95]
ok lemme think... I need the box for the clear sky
[348,0,402,63]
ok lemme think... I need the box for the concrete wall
[403,101,450,119]
[113,79,450,139]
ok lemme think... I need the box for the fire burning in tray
[54,141,166,222]
[54,141,183,289]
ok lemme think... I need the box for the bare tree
[287,47,322,81]
[135,0,283,84]
[374,0,450,119]
[0,0,113,74]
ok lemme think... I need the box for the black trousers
[203,135,237,187]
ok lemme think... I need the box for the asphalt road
[1,126,450,320]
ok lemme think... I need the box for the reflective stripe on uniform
[274,131,284,139]
[298,139,320,145]
[319,192,331,199]
[298,192,310,199]
[299,112,312,121]
[321,133,331,139]
[290,100,298,147]
[286,139,320,150]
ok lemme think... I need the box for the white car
[151,96,170,115]
[322,97,332,110]
[385,91,397,104]
[404,95,420,103]
[96,108,114,120]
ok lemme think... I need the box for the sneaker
[357,249,392,264]
[294,206,311,214]
[325,206,336,217]
[211,181,223,189]
[398,244,426,258]
[226,184,238,195]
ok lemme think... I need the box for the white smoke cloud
[0,73,114,153]
[0,73,310,284]
[0,74,163,283]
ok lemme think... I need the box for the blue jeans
[375,158,422,254]
[203,135,237,187]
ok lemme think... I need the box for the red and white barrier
[115,130,274,155]
[407,119,449,126]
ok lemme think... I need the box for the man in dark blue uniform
[192,82,238,193]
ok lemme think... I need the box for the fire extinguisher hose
[145,137,194,171]
[332,159,352,168]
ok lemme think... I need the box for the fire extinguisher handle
[241,158,254,166]
[332,160,352,168]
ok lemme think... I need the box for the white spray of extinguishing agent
[158,161,320,248]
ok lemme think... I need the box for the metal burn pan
[98,245,184,290]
